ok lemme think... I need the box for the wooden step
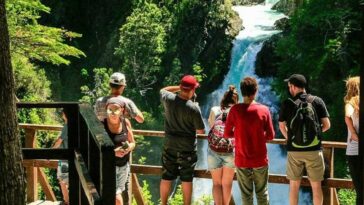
[27,200,62,205]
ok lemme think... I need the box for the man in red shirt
[224,77,275,205]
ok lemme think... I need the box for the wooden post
[25,128,37,202]
[101,146,115,205]
[124,152,132,205]
[131,173,146,205]
[37,167,56,201]
[323,148,339,205]
[65,105,80,205]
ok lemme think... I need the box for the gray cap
[109,72,126,86]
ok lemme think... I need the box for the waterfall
[193,2,312,204]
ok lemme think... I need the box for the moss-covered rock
[232,0,265,5]
[272,0,304,15]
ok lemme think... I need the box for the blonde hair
[344,76,360,113]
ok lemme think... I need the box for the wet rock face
[274,17,290,31]
[272,0,304,16]
[255,33,283,77]
[232,0,265,6]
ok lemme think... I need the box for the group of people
[54,72,361,205]
[159,73,361,205]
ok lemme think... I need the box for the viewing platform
[18,102,353,205]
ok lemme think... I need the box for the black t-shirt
[160,89,205,152]
[278,92,330,151]
[104,119,130,166]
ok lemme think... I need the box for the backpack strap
[306,94,316,103]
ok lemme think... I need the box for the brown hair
[220,85,238,109]
[344,76,360,113]
[240,77,258,97]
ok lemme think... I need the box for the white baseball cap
[109,72,126,86]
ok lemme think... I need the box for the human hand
[350,133,359,142]
[114,145,131,157]
[114,147,127,157]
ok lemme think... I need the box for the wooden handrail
[132,130,348,149]
[18,126,348,149]
[79,104,114,149]
[18,103,115,205]
[130,164,353,189]
[23,160,58,169]
[19,123,63,131]
[74,151,101,205]
[19,122,352,205]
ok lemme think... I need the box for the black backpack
[288,95,321,148]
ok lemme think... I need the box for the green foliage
[338,189,356,205]
[80,68,114,105]
[112,0,239,112]
[274,0,361,179]
[168,185,184,205]
[6,0,85,65]
[275,0,361,137]
[6,0,86,201]
[13,54,51,101]
[132,180,154,205]
[115,2,168,94]
[192,63,206,83]
[166,185,213,204]
[193,195,213,205]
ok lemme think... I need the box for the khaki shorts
[286,151,325,181]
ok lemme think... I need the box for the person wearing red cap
[279,74,331,205]
[159,75,205,205]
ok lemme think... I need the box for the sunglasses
[107,108,122,115]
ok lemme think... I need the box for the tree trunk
[0,0,26,204]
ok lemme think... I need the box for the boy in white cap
[94,72,143,204]
[94,72,144,123]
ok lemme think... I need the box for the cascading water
[193,1,311,204]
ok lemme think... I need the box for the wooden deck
[27,200,62,205]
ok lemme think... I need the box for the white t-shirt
[345,103,359,156]
[208,106,222,128]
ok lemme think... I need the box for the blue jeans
[207,148,235,170]
[236,166,269,205]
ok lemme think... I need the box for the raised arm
[160,86,180,93]
[134,110,144,123]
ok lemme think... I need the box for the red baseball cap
[180,75,199,90]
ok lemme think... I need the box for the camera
[121,141,129,150]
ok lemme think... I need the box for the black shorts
[161,148,197,182]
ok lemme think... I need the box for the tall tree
[0,0,26,204]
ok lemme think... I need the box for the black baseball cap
[284,74,307,88]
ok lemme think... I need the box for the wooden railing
[18,103,115,205]
[18,103,354,205]
[129,130,352,205]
